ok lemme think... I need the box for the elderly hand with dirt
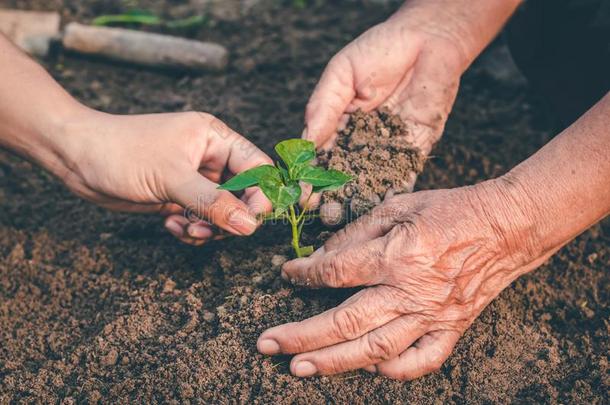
[0,34,273,245]
[258,0,610,380]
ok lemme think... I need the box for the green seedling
[218,139,351,258]
[92,10,206,30]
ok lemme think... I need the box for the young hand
[56,111,273,245]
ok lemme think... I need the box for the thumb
[170,173,258,236]
[304,54,355,147]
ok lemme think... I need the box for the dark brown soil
[0,1,608,403]
[318,108,423,219]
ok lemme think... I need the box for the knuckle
[365,332,397,362]
[275,324,305,353]
[332,308,362,341]
[320,256,349,287]
[185,111,213,130]
[323,355,347,375]
[390,219,419,242]
[191,111,213,123]
[325,227,349,249]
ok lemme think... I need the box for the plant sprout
[92,10,206,30]
[218,139,351,258]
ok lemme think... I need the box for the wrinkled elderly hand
[258,180,550,379]
[60,111,272,245]
[302,8,465,221]
[304,14,464,154]
[304,0,522,223]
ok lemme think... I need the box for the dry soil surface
[0,1,608,403]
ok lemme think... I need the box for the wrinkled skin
[264,0,532,379]
[258,182,550,379]
[302,13,465,219]
[61,111,272,245]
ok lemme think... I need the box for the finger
[319,201,345,226]
[281,235,389,288]
[169,173,258,236]
[203,116,274,176]
[257,286,406,355]
[304,55,355,147]
[298,182,313,209]
[375,330,460,381]
[389,51,460,156]
[320,202,401,252]
[302,191,321,211]
[164,215,209,246]
[242,187,272,216]
[313,111,349,151]
[186,220,215,239]
[382,172,419,202]
[159,203,184,216]
[298,183,323,212]
[289,315,427,377]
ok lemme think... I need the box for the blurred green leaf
[292,0,307,9]
[165,15,207,29]
[92,10,162,26]
[92,10,206,30]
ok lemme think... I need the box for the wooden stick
[62,23,228,71]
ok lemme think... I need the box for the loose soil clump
[318,108,423,219]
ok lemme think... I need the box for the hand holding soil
[302,9,464,222]
[304,0,525,223]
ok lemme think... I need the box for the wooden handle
[62,23,228,71]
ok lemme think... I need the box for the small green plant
[218,139,351,258]
[92,10,206,30]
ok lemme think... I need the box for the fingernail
[301,127,308,139]
[165,221,183,238]
[280,269,288,281]
[257,338,280,355]
[293,360,317,377]
[228,209,258,235]
[187,224,213,239]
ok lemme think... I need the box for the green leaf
[298,166,352,187]
[92,10,162,26]
[217,165,277,191]
[299,245,314,257]
[259,176,301,210]
[276,163,290,183]
[165,15,206,29]
[275,139,316,171]
[312,183,347,193]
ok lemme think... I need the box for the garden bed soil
[0,0,608,403]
